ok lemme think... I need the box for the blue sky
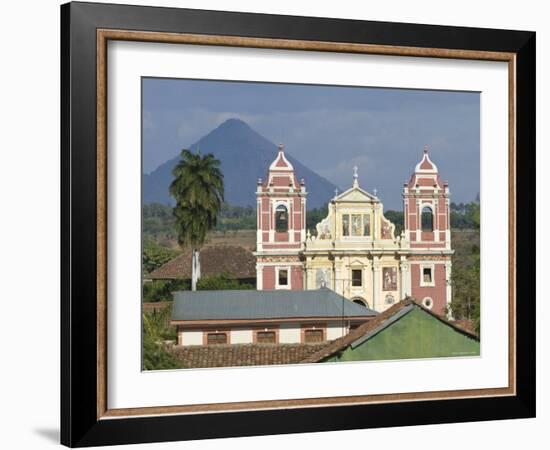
[143,78,480,210]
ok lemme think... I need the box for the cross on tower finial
[374,188,378,197]
[278,143,285,151]
[423,144,429,154]
[334,188,339,199]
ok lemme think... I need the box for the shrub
[142,239,179,274]
[142,309,182,370]
[143,279,190,302]
[197,274,254,290]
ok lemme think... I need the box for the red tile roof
[172,342,328,368]
[147,245,256,280]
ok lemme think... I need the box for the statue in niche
[315,268,332,288]
[382,267,398,291]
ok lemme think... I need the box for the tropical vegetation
[170,149,224,290]
[142,307,182,370]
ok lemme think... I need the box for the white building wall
[178,321,352,346]
[326,321,346,340]
[180,331,202,346]
[231,329,253,344]
[279,324,301,343]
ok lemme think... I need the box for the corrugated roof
[147,245,256,280]
[172,288,377,322]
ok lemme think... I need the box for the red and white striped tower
[255,144,306,290]
[402,145,453,315]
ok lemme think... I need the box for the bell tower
[255,144,306,290]
[403,146,453,316]
[403,145,451,250]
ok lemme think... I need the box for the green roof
[302,299,480,363]
[172,288,377,321]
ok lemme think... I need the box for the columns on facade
[363,265,369,300]
[373,204,380,239]
[256,200,262,250]
[372,256,381,311]
[445,259,453,319]
[438,200,440,242]
[404,199,410,241]
[288,200,294,243]
[301,197,307,248]
[334,265,342,295]
[416,199,421,240]
[256,265,263,290]
[305,267,313,290]
[400,256,411,300]
[445,198,451,249]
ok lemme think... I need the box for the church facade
[255,145,453,316]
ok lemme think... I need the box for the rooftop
[301,298,479,363]
[172,342,328,368]
[147,245,256,280]
[171,288,377,322]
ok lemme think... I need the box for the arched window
[352,297,369,308]
[275,205,288,232]
[421,206,434,231]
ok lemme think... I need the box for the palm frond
[170,149,225,249]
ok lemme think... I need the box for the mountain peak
[200,118,261,145]
[215,118,252,132]
[143,120,338,209]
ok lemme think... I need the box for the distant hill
[143,118,338,209]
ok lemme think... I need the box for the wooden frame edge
[97,29,108,419]
[101,387,515,419]
[508,55,517,396]
[97,29,515,61]
[95,28,517,421]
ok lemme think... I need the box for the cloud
[142,110,155,132]
[143,83,480,208]
[317,154,370,188]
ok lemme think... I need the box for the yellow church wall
[304,253,401,312]
[304,179,405,312]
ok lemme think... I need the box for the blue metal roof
[171,288,378,321]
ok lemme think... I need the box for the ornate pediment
[336,186,377,203]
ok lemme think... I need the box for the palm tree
[170,149,224,290]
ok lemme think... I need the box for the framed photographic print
[60,1,536,447]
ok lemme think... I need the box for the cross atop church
[353,165,359,187]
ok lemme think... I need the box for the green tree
[170,149,224,290]
[384,210,404,236]
[306,203,329,234]
[142,308,182,370]
[450,244,480,335]
[450,199,480,229]
[197,274,255,290]
[215,204,256,230]
[142,239,178,274]
[465,202,480,229]
[142,279,190,302]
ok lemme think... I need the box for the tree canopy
[169,149,224,249]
